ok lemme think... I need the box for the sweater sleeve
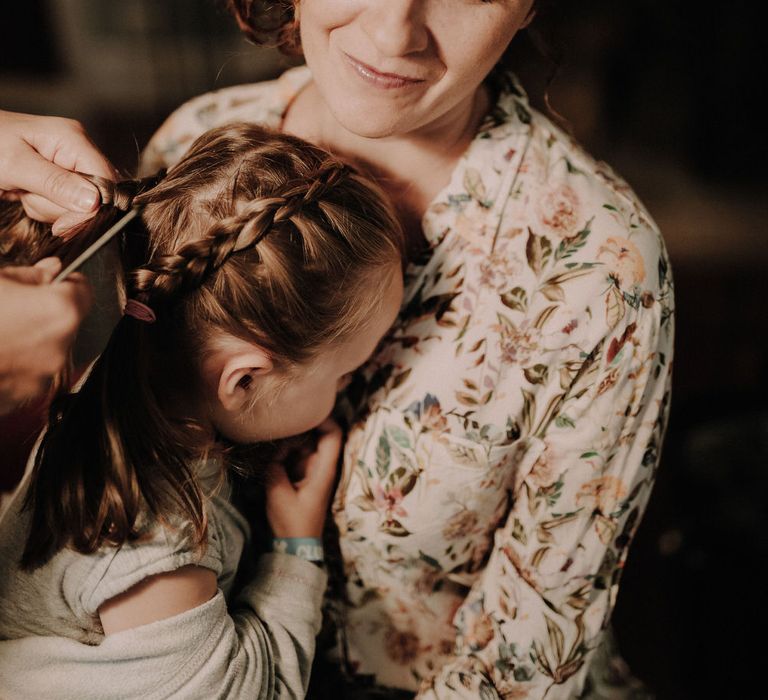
[414,294,673,698]
[0,553,326,700]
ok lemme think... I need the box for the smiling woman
[140,1,674,698]
[293,0,535,139]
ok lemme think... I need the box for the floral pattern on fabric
[142,66,674,700]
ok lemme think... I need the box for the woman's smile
[342,52,427,90]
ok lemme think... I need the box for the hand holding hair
[0,257,92,416]
[0,109,116,235]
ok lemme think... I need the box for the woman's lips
[342,53,425,89]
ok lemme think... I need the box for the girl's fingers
[301,421,342,494]
[264,463,296,506]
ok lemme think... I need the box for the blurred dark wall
[2,3,766,698]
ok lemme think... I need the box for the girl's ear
[216,343,274,413]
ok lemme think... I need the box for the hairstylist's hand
[0,109,116,235]
[0,258,92,415]
[265,419,342,539]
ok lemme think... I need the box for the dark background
[2,2,766,698]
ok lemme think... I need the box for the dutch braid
[130,159,348,302]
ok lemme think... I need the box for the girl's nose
[360,0,430,58]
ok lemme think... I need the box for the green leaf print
[381,519,410,537]
[501,286,528,313]
[539,266,595,303]
[564,157,584,175]
[554,218,593,262]
[533,304,558,330]
[418,550,441,569]
[375,435,391,478]
[391,368,412,389]
[456,391,479,406]
[463,167,489,205]
[511,518,528,545]
[521,389,536,436]
[545,615,566,663]
[555,415,576,429]
[387,426,412,451]
[526,228,553,275]
[506,417,521,441]
[524,364,549,385]
[515,100,532,125]
[605,284,626,331]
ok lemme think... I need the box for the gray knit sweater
[0,480,326,699]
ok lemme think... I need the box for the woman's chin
[328,107,409,140]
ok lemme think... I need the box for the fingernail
[75,187,100,211]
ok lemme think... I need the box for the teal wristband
[272,537,324,562]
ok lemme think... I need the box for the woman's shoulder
[140,65,312,173]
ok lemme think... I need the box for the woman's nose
[360,0,430,58]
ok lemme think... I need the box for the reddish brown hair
[6,123,403,569]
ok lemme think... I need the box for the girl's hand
[265,418,341,539]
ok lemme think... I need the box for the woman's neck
[283,83,490,249]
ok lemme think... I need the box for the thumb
[17,150,101,213]
[0,265,48,285]
[33,257,62,282]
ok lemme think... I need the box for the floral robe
[142,65,674,699]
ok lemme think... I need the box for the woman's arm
[415,292,673,698]
[0,553,326,700]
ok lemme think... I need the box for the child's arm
[97,419,340,636]
[98,564,217,635]
[0,556,325,699]
[30,418,338,698]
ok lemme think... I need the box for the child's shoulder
[0,493,248,643]
[81,495,249,617]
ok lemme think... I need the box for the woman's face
[297,0,535,138]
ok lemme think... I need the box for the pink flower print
[575,476,628,515]
[529,446,560,488]
[465,612,494,651]
[374,483,408,519]
[384,626,420,665]
[478,249,524,291]
[454,200,492,246]
[495,319,541,366]
[597,237,646,289]
[537,184,581,238]
[421,400,448,432]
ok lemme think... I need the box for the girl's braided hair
[14,123,404,568]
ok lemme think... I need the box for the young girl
[0,123,404,698]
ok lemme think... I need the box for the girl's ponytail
[18,171,206,570]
